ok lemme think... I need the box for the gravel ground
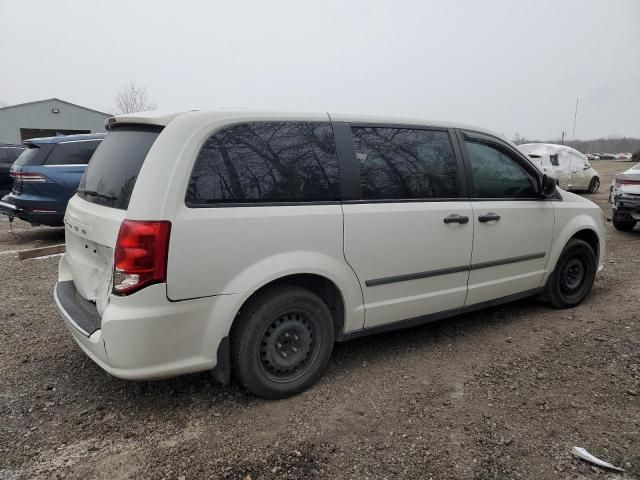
[1,160,638,480]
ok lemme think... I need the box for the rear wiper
[77,188,118,201]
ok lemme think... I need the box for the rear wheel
[546,239,596,308]
[613,218,636,231]
[587,177,600,194]
[231,286,334,398]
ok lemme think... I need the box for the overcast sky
[1,0,638,140]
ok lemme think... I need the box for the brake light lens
[113,220,171,295]
[615,178,640,187]
[9,170,49,182]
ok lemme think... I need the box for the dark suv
[0,144,26,194]
[0,133,105,226]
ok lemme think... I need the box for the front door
[340,125,473,328]
[460,133,555,306]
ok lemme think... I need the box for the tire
[231,285,334,399]
[613,218,636,231]
[546,239,596,309]
[587,177,600,194]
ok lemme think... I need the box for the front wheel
[587,177,600,194]
[613,218,636,231]
[546,239,596,309]
[231,286,334,398]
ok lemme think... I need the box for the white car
[610,162,640,231]
[54,111,605,398]
[518,143,600,193]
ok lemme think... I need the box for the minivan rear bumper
[54,271,234,380]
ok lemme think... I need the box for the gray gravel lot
[0,160,638,479]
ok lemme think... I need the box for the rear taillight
[615,179,640,187]
[9,170,49,182]
[113,220,171,295]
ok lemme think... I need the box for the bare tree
[113,81,157,114]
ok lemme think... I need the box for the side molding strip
[365,252,546,287]
[365,265,469,287]
[470,252,545,271]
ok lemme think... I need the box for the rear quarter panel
[166,204,365,332]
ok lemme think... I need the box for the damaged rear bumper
[53,262,230,381]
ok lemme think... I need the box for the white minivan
[55,111,605,398]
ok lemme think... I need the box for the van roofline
[109,109,505,139]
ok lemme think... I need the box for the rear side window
[187,122,339,205]
[78,126,161,210]
[13,145,45,166]
[45,140,101,165]
[351,127,460,200]
[550,154,559,166]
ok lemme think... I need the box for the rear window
[13,145,44,166]
[45,140,101,165]
[186,121,340,205]
[78,125,161,210]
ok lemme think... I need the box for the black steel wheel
[546,239,596,308]
[587,177,600,194]
[258,310,318,383]
[231,286,334,398]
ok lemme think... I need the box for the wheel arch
[544,215,603,284]
[570,228,600,261]
[210,268,362,384]
[233,273,347,339]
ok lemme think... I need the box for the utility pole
[571,98,579,149]
[561,130,565,145]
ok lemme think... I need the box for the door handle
[478,213,501,222]
[443,214,469,224]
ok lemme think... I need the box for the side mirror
[541,173,557,198]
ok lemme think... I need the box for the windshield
[78,125,162,210]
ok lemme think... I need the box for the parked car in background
[598,153,617,160]
[610,162,640,231]
[0,133,105,226]
[54,111,605,398]
[0,144,25,192]
[518,143,600,193]
[585,153,600,161]
[617,153,632,160]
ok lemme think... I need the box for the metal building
[0,98,110,144]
